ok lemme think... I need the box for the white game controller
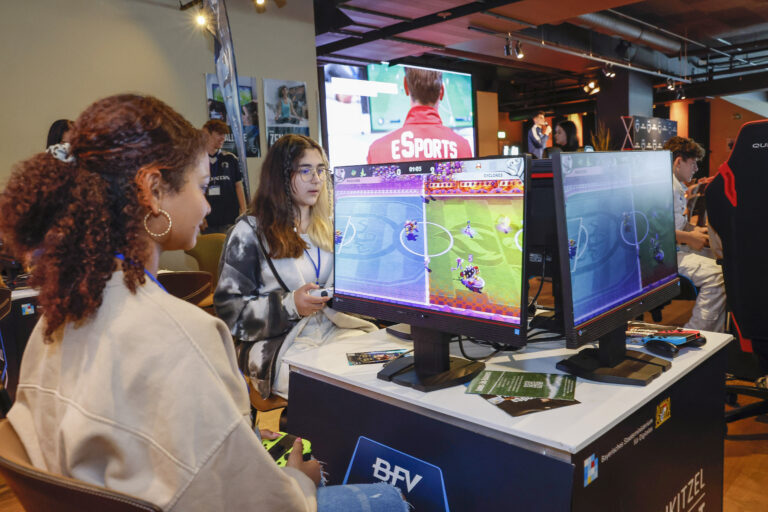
[308,287,334,298]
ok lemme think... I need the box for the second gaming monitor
[553,150,680,348]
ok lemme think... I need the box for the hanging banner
[203,0,249,196]
[205,73,260,158]
[263,78,310,148]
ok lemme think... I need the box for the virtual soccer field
[425,197,524,320]
[565,183,676,324]
[335,192,524,322]
[335,196,428,304]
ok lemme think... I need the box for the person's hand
[686,228,709,250]
[259,429,281,441]
[543,124,552,136]
[294,283,331,317]
[286,438,321,486]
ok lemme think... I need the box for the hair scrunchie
[46,142,75,164]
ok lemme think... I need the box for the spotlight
[254,0,266,13]
[583,80,600,95]
[602,65,615,78]
[666,78,675,91]
[675,84,686,100]
[503,34,512,57]
[195,12,207,26]
[514,40,524,59]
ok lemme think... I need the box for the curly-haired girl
[1,95,404,512]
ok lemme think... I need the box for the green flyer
[467,371,577,400]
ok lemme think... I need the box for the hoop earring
[143,209,172,238]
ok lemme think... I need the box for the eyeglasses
[296,166,327,182]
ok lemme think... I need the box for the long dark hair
[249,134,331,258]
[0,94,204,338]
[556,121,579,151]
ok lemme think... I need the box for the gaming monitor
[332,156,528,391]
[552,151,681,385]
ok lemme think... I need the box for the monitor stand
[556,325,671,386]
[378,326,485,392]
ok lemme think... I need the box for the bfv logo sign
[372,457,423,491]
[344,436,450,511]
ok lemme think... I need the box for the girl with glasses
[214,134,377,400]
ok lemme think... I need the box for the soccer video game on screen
[333,157,525,328]
[559,151,678,326]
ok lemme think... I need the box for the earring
[143,209,172,238]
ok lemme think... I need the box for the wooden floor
[1,301,766,511]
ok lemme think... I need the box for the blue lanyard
[114,253,167,292]
[304,246,321,285]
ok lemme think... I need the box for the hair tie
[46,142,75,164]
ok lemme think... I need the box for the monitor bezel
[331,155,530,348]
[552,151,681,349]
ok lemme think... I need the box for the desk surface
[286,328,732,457]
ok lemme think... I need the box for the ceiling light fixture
[195,11,207,26]
[583,80,600,95]
[503,33,512,57]
[666,78,675,91]
[602,65,615,78]
[514,40,524,59]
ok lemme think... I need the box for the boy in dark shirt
[202,120,246,233]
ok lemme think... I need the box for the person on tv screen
[367,67,472,164]
[664,136,726,332]
[214,134,376,400]
[0,95,405,512]
[527,111,551,159]
[202,120,246,233]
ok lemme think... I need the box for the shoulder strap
[245,217,290,293]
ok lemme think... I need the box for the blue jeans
[318,483,408,512]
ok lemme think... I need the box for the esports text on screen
[332,156,528,391]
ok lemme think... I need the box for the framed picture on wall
[263,78,310,148]
[205,73,261,158]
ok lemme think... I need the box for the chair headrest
[727,119,768,174]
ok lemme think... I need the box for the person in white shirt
[663,136,726,332]
[0,94,404,512]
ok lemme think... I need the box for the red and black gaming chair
[706,119,768,424]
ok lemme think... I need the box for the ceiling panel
[617,0,768,42]
[491,0,640,26]
[342,0,474,19]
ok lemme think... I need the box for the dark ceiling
[314,0,768,116]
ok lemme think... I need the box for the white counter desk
[285,328,731,511]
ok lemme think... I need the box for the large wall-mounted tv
[322,63,476,167]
